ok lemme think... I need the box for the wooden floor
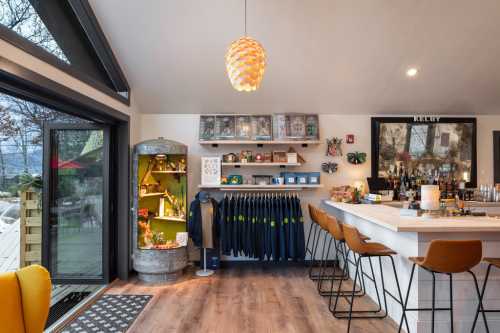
[107,266,399,333]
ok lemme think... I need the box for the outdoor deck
[0,221,19,272]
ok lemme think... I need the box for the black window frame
[0,55,131,281]
[0,0,130,106]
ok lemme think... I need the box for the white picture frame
[201,157,221,185]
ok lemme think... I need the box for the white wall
[139,114,500,201]
[138,114,500,260]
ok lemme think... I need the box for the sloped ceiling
[89,0,500,114]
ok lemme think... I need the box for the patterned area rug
[60,294,152,333]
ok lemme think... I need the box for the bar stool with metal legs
[471,258,500,333]
[308,207,330,280]
[305,204,321,265]
[330,224,409,333]
[398,240,484,333]
[317,215,368,297]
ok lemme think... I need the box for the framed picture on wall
[235,115,252,140]
[215,115,235,139]
[199,115,216,141]
[201,157,221,185]
[305,115,319,140]
[251,115,272,141]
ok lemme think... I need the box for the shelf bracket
[302,143,308,148]
[211,143,219,148]
[257,144,263,148]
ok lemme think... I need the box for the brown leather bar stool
[471,258,499,332]
[317,215,367,297]
[398,240,484,333]
[308,206,329,280]
[306,204,321,262]
[331,224,408,333]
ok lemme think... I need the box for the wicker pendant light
[225,0,266,92]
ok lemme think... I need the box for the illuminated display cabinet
[132,138,188,282]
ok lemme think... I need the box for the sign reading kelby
[413,116,441,122]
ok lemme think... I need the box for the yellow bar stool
[398,240,484,333]
[331,224,409,333]
[471,258,500,332]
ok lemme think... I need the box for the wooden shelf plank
[152,216,186,222]
[199,140,321,145]
[221,162,301,167]
[139,192,164,198]
[151,171,186,174]
[198,184,323,191]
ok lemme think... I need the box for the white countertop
[324,201,500,233]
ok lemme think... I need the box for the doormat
[58,294,152,333]
[46,292,92,328]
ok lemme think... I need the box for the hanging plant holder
[347,152,367,165]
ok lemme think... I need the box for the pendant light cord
[244,0,247,36]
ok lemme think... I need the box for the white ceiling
[90,0,500,115]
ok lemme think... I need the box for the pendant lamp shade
[225,36,266,92]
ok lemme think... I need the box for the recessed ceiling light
[406,67,419,78]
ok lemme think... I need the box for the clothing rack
[218,192,306,262]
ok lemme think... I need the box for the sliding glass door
[43,123,110,284]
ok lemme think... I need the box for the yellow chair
[0,265,51,333]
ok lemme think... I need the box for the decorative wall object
[371,117,477,186]
[273,114,319,140]
[239,150,253,163]
[201,157,221,185]
[322,162,338,174]
[326,137,343,157]
[347,151,367,165]
[199,116,215,141]
[251,115,272,140]
[346,134,355,144]
[235,115,252,139]
[215,115,235,139]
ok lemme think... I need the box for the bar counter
[322,200,500,333]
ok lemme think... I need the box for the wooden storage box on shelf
[20,189,42,267]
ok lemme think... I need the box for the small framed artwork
[305,115,319,140]
[346,134,355,144]
[273,151,288,163]
[215,115,235,139]
[235,115,252,140]
[251,115,273,141]
[263,152,273,163]
[287,152,298,164]
[201,157,221,185]
[199,115,216,141]
[288,114,306,139]
[273,114,287,140]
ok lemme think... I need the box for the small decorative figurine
[255,153,263,162]
[223,153,238,163]
[322,162,339,174]
[326,137,343,157]
[346,134,355,144]
[347,151,367,165]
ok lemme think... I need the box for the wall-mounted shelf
[199,140,321,148]
[151,171,186,174]
[139,192,165,198]
[198,184,323,191]
[152,216,186,222]
[222,162,301,167]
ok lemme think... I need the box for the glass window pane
[0,0,69,62]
